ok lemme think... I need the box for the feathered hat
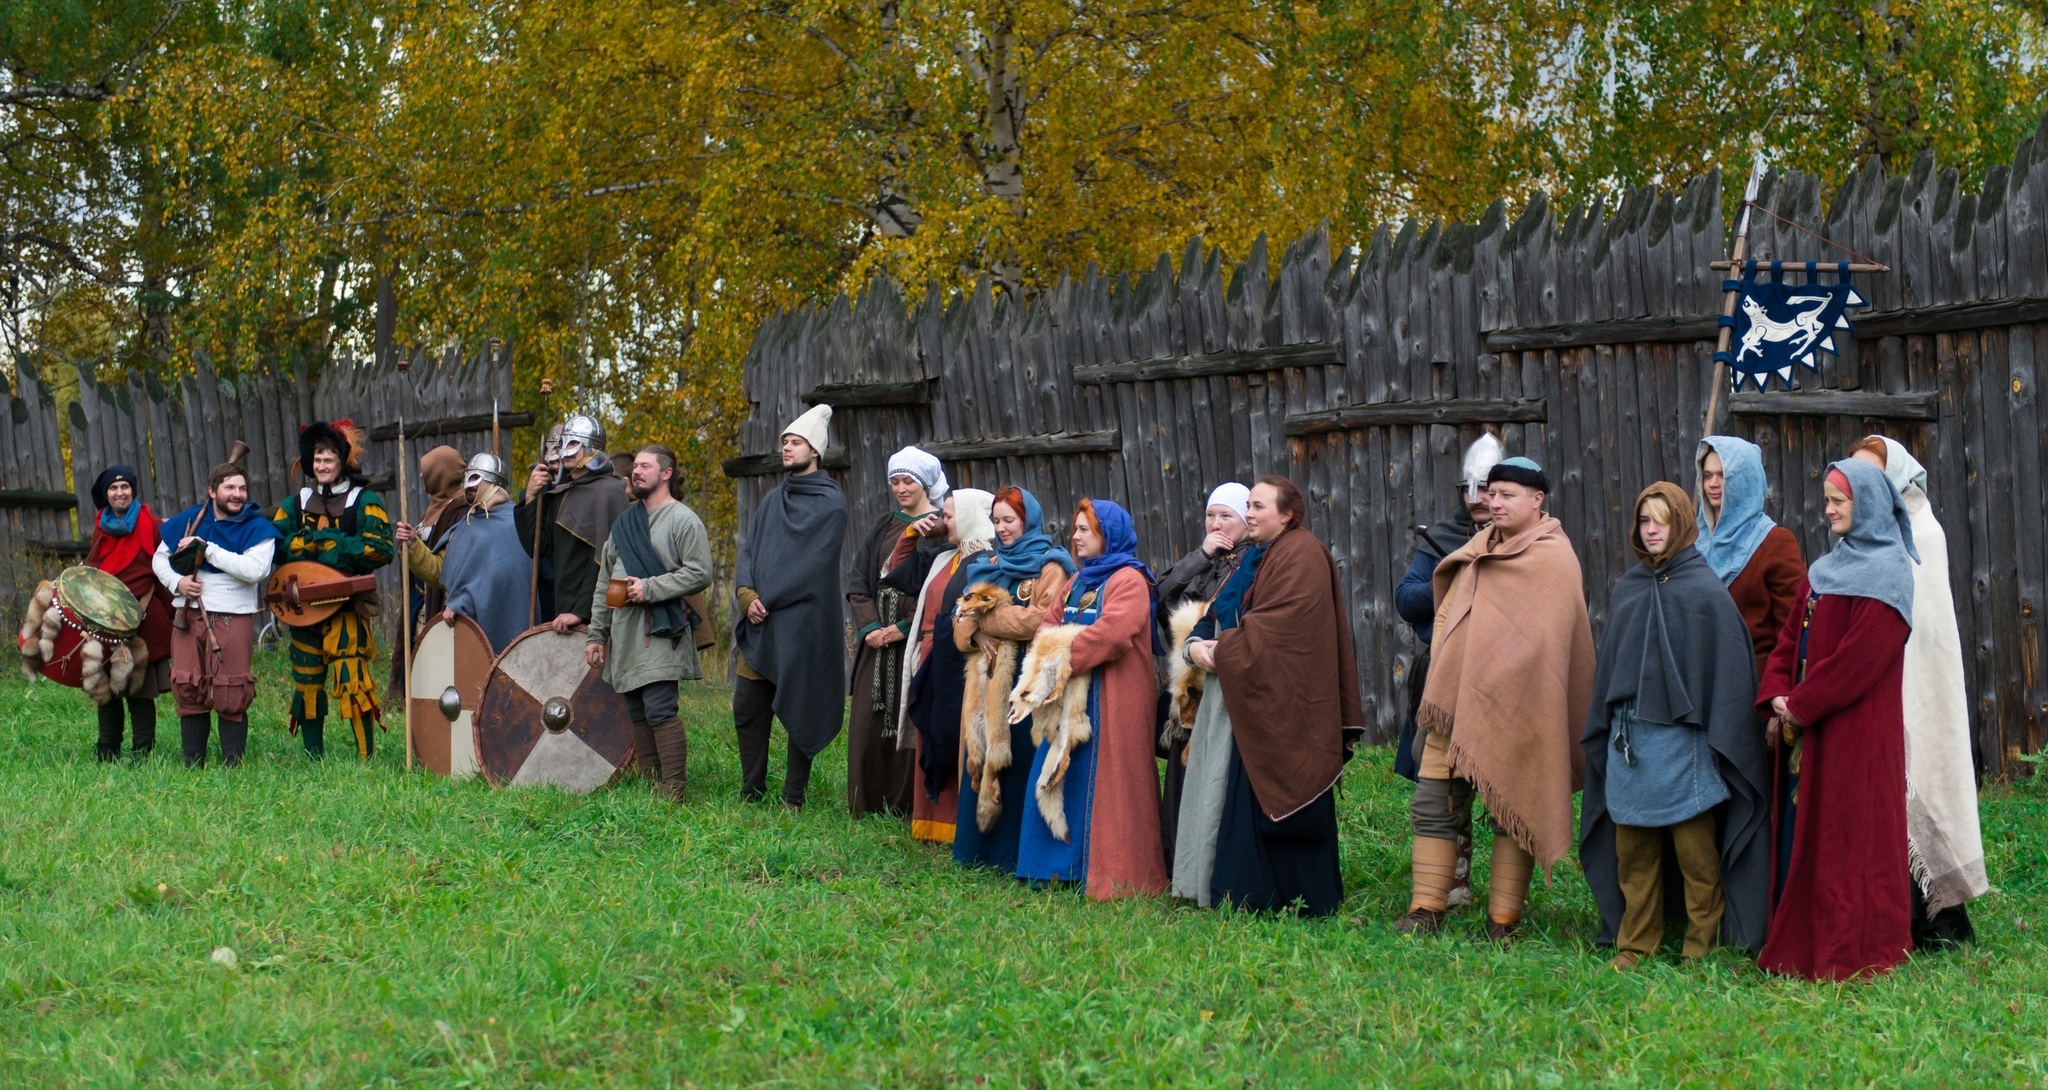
[297,419,368,484]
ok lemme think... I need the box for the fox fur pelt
[1007,623,1094,843]
[956,583,1021,832]
[18,580,55,681]
[1161,598,1211,752]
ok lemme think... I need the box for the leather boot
[180,713,211,767]
[1395,836,1461,934]
[651,717,689,801]
[1487,835,1536,942]
[631,720,660,784]
[218,718,248,769]
[95,700,124,762]
[129,696,156,758]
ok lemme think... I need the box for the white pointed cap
[782,404,832,456]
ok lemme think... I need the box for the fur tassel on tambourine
[1007,624,1095,843]
[955,584,1021,832]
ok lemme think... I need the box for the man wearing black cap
[1394,455,1595,942]
[272,419,395,759]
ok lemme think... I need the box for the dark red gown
[1755,580,1912,981]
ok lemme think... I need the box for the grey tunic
[586,500,713,692]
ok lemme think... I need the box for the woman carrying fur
[1180,477,1362,916]
[951,487,1075,873]
[1011,498,1168,900]
[900,489,997,845]
[1153,482,1251,868]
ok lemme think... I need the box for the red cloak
[1756,580,1912,981]
[86,504,173,665]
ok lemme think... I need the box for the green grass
[3,648,2046,1088]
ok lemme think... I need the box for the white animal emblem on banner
[1717,269,1869,391]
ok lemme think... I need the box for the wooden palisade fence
[728,112,2048,779]
[0,344,521,642]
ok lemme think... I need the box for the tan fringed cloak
[1213,526,1364,821]
[1419,515,1595,872]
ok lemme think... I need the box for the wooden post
[530,379,553,628]
[1701,157,1768,434]
[397,408,414,772]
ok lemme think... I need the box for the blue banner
[1714,262,1868,391]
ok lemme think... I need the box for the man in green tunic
[586,444,714,800]
[273,419,395,759]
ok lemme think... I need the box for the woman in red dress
[1757,458,1916,980]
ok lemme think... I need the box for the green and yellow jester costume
[272,419,394,759]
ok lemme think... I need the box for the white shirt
[153,518,275,616]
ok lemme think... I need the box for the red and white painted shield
[407,614,494,778]
[473,625,635,793]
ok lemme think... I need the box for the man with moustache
[587,444,714,800]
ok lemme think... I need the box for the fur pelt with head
[1161,599,1211,752]
[956,583,1020,832]
[1007,623,1094,843]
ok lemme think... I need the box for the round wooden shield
[407,614,494,778]
[473,625,634,793]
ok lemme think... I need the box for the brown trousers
[1614,812,1724,958]
[170,611,257,717]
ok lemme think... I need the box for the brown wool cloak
[1213,526,1365,821]
[1419,514,1595,872]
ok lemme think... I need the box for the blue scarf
[160,499,284,573]
[1206,540,1267,633]
[1807,458,1919,625]
[98,503,140,536]
[962,488,1075,592]
[1062,498,1162,654]
[1696,435,1778,585]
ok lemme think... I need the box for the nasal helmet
[559,414,606,463]
[463,453,509,492]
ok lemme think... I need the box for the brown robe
[846,511,933,818]
[1728,526,1806,679]
[1420,515,1596,871]
[1213,526,1365,821]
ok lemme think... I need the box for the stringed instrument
[265,560,381,626]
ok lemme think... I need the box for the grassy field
[3,647,2046,1088]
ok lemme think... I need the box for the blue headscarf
[1807,458,1919,625]
[1696,435,1778,585]
[1064,498,1162,653]
[961,487,1075,592]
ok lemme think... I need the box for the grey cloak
[442,502,534,654]
[1579,544,1771,952]
[733,470,849,757]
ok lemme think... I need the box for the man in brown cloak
[1394,456,1595,941]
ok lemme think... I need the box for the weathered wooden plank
[0,489,80,509]
[1285,398,1547,434]
[1727,388,1938,420]
[1072,341,1343,385]
[801,378,936,408]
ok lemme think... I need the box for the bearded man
[586,444,714,800]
